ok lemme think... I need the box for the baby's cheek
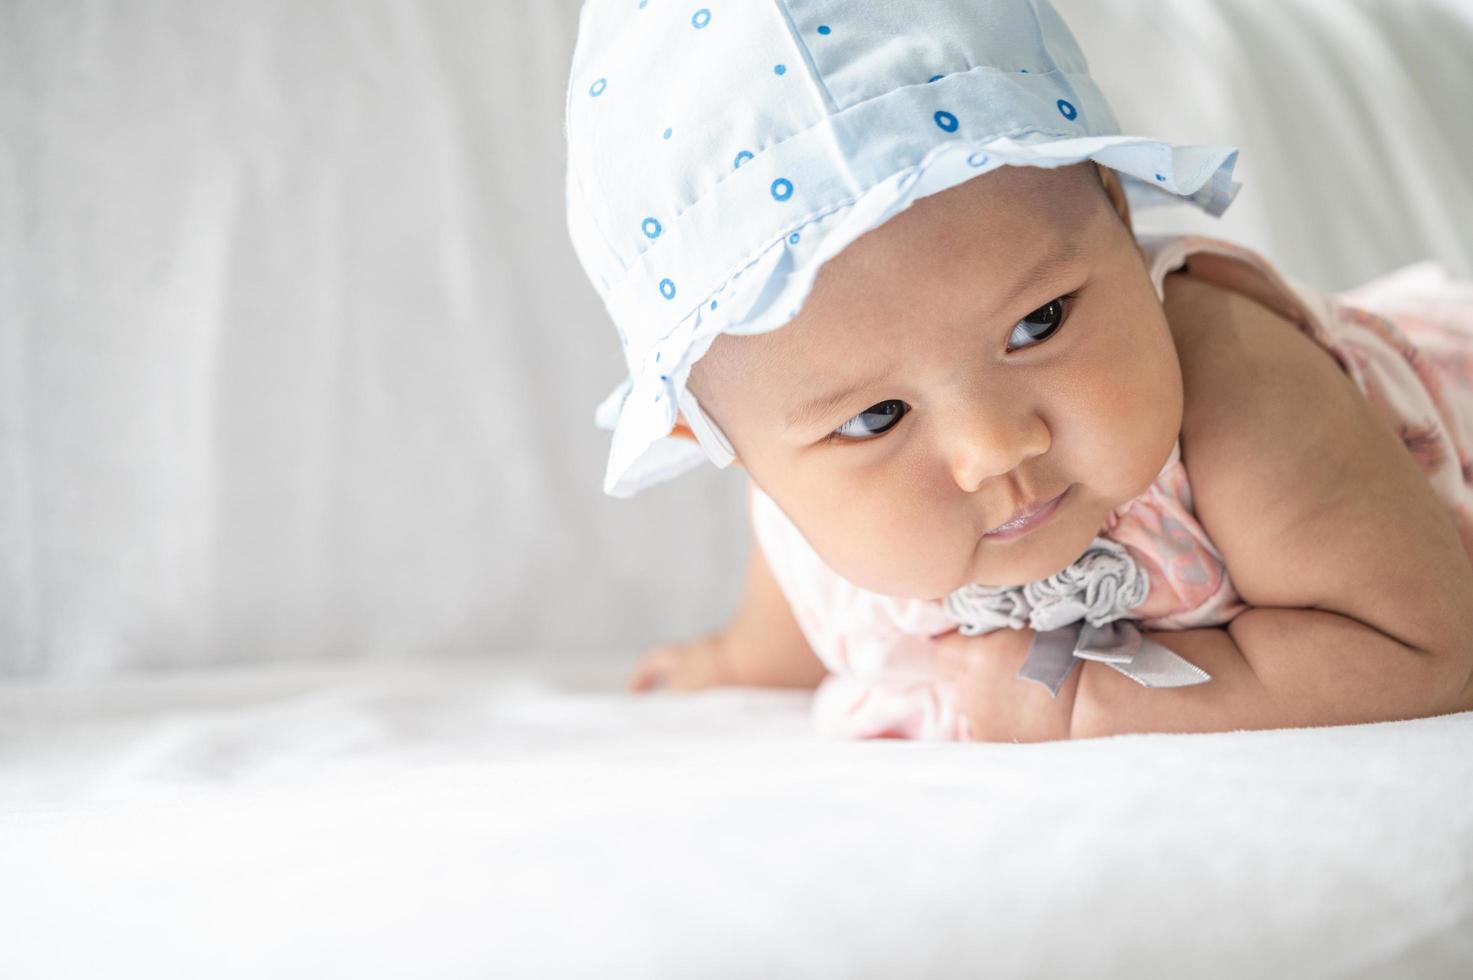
[777,446,977,597]
[811,501,969,597]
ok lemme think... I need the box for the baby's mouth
[983,485,1073,540]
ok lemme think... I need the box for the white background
[3,0,1472,677]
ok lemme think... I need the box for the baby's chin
[823,487,1113,597]
[843,533,1091,599]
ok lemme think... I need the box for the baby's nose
[944,401,1050,494]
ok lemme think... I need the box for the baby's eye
[1006,294,1073,351]
[831,399,908,442]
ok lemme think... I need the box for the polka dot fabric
[564,0,1244,497]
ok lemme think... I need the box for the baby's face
[688,162,1184,598]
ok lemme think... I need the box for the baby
[564,0,1473,741]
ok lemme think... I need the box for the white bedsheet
[3,653,1470,979]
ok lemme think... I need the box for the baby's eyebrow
[982,238,1088,326]
[785,369,892,432]
[782,241,1087,433]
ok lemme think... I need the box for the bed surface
[4,653,1470,979]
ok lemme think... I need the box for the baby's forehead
[806,167,1096,304]
[786,177,1095,326]
[692,165,1106,391]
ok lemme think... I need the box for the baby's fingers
[628,645,679,693]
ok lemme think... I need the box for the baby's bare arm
[1069,608,1473,739]
[628,514,828,692]
[941,607,1472,743]
[1175,276,1473,672]
[1181,279,1472,706]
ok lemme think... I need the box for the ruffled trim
[601,134,1241,497]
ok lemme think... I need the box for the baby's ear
[670,412,697,443]
[1092,162,1133,237]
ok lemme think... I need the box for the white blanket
[4,653,1470,979]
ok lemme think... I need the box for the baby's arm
[628,514,829,692]
[1073,609,1472,739]
[942,608,1471,742]
[1165,277,1473,725]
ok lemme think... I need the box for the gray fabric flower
[940,582,1032,634]
[940,536,1210,697]
[1024,536,1150,631]
[944,536,1148,634]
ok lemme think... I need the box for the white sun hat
[564,0,1242,498]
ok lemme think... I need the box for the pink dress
[750,233,1473,741]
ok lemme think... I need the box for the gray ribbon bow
[942,536,1210,698]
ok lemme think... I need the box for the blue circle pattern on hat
[565,0,1243,497]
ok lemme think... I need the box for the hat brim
[597,133,1241,498]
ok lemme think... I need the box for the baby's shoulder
[1161,266,1336,452]
[1161,266,1285,363]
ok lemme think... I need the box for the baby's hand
[934,626,1074,742]
[627,631,737,693]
